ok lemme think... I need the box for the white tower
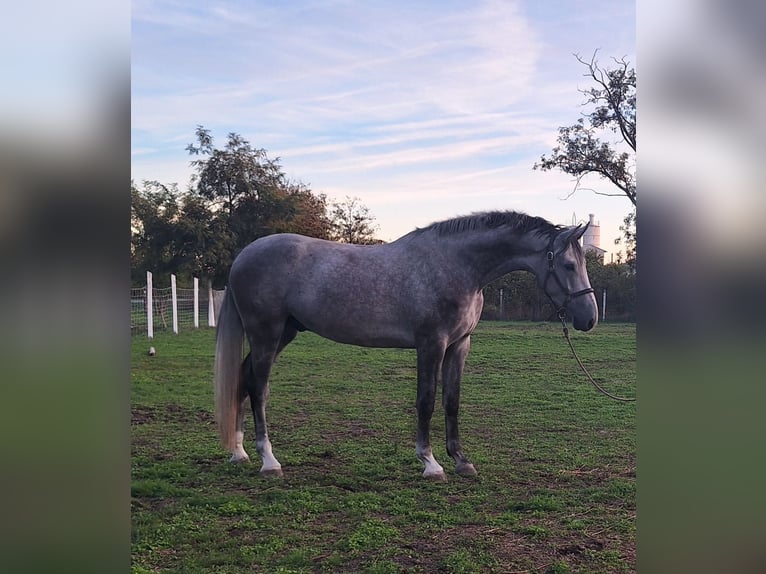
[582,213,604,256]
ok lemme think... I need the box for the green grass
[132,321,635,573]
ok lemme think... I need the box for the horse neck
[448,229,548,288]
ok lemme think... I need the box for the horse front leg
[443,335,477,477]
[415,342,447,481]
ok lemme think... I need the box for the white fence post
[146,271,154,339]
[208,280,216,328]
[602,288,607,321]
[171,274,179,334]
[193,277,199,328]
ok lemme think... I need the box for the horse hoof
[455,463,478,477]
[260,467,284,478]
[229,455,250,464]
[423,471,448,482]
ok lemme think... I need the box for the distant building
[582,213,606,258]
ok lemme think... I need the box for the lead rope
[558,314,636,402]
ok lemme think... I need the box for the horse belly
[296,307,416,348]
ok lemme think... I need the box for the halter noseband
[543,236,594,319]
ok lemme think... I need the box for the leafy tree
[131,180,232,285]
[186,126,284,217]
[185,126,335,280]
[329,196,380,244]
[172,192,232,282]
[584,251,636,321]
[535,53,636,267]
[132,128,380,286]
[231,181,331,244]
[131,180,183,284]
[282,183,333,239]
[617,210,636,269]
[535,54,635,203]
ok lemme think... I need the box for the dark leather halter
[542,236,594,319]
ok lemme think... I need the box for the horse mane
[410,210,563,239]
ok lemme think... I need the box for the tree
[617,210,636,269]
[186,126,335,271]
[583,251,636,321]
[131,180,232,285]
[535,53,636,267]
[328,196,380,244]
[230,180,332,243]
[131,180,183,284]
[186,126,284,218]
[172,192,232,283]
[131,127,380,286]
[282,183,333,239]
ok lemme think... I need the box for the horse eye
[564,263,575,272]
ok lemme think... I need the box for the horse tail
[214,287,244,451]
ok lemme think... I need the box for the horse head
[539,223,599,332]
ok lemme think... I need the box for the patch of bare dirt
[131,404,214,426]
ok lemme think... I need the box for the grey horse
[214,210,597,481]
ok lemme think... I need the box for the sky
[132,0,635,259]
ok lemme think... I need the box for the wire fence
[481,286,636,322]
[131,276,225,336]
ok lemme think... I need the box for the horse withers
[214,211,597,481]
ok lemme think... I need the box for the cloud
[132,0,635,254]
[132,0,542,127]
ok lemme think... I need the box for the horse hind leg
[244,323,298,478]
[227,355,253,463]
[238,350,280,477]
[230,393,251,463]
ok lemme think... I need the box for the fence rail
[131,272,225,337]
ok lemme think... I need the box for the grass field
[131,321,635,573]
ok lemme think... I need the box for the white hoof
[417,448,446,482]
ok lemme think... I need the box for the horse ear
[574,221,590,241]
[559,222,590,244]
